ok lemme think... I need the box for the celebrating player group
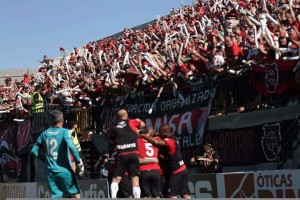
[31,109,190,198]
[109,109,190,198]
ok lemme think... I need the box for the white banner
[219,169,300,198]
[253,170,300,198]
[188,169,300,198]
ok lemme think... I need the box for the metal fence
[29,106,94,140]
[211,74,300,115]
[92,74,299,122]
[1,73,297,139]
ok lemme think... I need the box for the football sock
[110,182,119,198]
[133,186,141,198]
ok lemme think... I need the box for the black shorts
[160,175,167,197]
[114,153,140,178]
[118,174,133,198]
[168,169,189,197]
[140,170,160,197]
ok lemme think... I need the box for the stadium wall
[203,104,300,172]
[1,169,300,198]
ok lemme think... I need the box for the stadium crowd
[1,0,300,197]
[1,0,300,118]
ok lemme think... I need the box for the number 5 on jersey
[145,143,154,157]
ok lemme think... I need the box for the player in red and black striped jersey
[140,125,190,198]
[138,128,161,198]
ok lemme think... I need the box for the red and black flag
[251,59,297,96]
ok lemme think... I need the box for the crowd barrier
[26,73,300,136]
[1,169,300,198]
[30,106,94,138]
[27,72,298,133]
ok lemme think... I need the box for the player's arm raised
[135,118,145,129]
[130,118,146,134]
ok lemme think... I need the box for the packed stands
[1,0,300,122]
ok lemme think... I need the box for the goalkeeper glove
[77,159,85,177]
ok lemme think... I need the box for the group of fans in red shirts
[108,109,189,198]
[2,0,300,118]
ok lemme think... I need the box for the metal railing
[211,74,300,115]
[30,105,94,140]
[26,73,299,136]
[277,115,300,169]
[80,141,100,179]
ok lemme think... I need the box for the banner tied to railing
[251,59,298,96]
[118,86,217,164]
[125,87,217,118]
[204,119,294,166]
[0,120,31,182]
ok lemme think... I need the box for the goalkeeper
[31,110,84,198]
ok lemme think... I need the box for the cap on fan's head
[203,143,213,148]
[280,31,287,38]
[225,9,238,19]
[35,84,42,90]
